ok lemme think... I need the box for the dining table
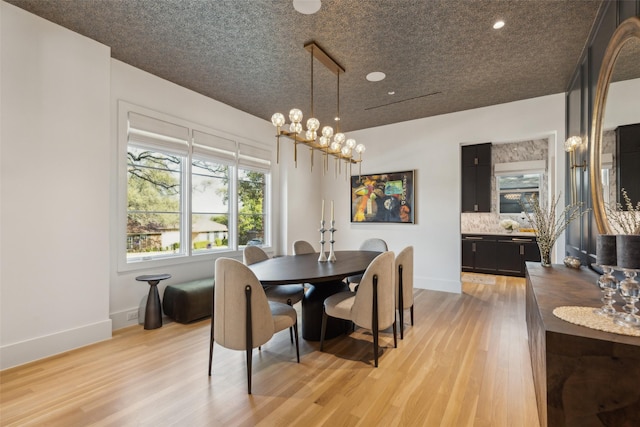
[247,250,381,340]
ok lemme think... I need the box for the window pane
[192,158,230,253]
[127,146,183,259]
[238,169,266,246]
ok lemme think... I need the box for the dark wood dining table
[247,250,381,340]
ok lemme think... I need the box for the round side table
[136,274,171,330]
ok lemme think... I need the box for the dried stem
[519,194,591,259]
[605,188,640,235]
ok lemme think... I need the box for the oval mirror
[590,16,640,235]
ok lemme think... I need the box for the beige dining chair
[320,251,396,367]
[208,258,299,394]
[395,246,414,339]
[292,240,316,255]
[346,238,388,290]
[243,246,304,342]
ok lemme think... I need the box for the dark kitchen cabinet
[461,235,496,274]
[496,239,522,275]
[616,123,640,207]
[461,143,491,212]
[462,234,539,277]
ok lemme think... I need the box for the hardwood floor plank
[0,276,540,427]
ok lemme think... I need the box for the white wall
[1,2,112,369]
[310,95,567,294]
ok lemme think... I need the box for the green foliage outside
[127,147,266,253]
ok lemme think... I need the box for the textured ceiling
[6,0,604,132]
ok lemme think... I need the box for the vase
[538,241,552,267]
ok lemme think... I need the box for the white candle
[331,200,334,221]
[321,200,325,222]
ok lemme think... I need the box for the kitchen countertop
[462,231,536,237]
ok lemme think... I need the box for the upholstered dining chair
[320,251,396,367]
[346,238,388,290]
[208,258,299,394]
[395,246,414,339]
[243,246,304,342]
[292,240,316,255]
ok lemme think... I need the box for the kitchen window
[497,173,542,214]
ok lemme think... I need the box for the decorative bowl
[563,256,581,269]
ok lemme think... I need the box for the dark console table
[525,263,640,426]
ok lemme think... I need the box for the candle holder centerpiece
[594,235,619,317]
[319,200,337,262]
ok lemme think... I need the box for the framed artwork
[350,170,415,223]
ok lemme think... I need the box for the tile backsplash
[461,138,548,233]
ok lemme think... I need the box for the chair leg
[393,313,397,348]
[293,320,300,363]
[208,295,215,376]
[320,309,328,351]
[246,347,252,395]
[372,274,379,368]
[398,265,404,340]
[245,285,253,394]
[410,305,414,325]
[287,299,294,344]
[208,326,214,376]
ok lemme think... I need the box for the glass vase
[538,241,552,267]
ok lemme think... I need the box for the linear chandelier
[271,41,365,176]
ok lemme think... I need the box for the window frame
[117,101,272,272]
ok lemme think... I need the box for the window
[121,103,271,266]
[497,173,541,214]
[127,146,185,259]
[237,168,267,246]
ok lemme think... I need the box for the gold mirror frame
[590,16,640,235]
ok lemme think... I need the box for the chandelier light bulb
[305,129,317,141]
[334,132,346,145]
[330,141,340,151]
[290,122,302,134]
[322,126,334,138]
[289,108,303,124]
[341,146,351,157]
[271,112,285,128]
[307,117,320,131]
[346,138,356,149]
[319,136,329,147]
[355,143,366,154]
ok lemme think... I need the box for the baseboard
[0,319,112,370]
[110,307,144,330]
[414,275,462,294]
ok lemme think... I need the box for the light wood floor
[1,275,540,427]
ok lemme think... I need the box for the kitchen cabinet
[462,234,539,277]
[461,143,491,212]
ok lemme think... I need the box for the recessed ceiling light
[388,91,395,95]
[493,20,505,30]
[366,71,386,82]
[293,0,321,15]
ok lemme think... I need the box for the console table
[525,263,640,426]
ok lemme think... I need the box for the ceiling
[6,0,604,133]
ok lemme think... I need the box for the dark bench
[162,278,214,323]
